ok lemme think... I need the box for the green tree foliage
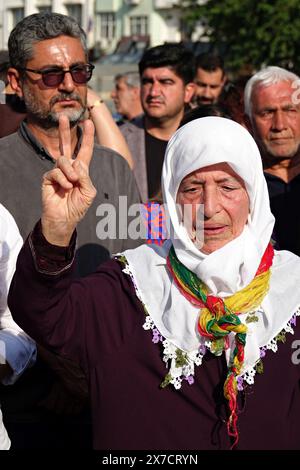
[181,0,300,73]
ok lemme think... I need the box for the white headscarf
[162,116,275,296]
[123,117,300,368]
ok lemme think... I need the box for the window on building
[65,4,82,26]
[99,13,116,39]
[38,6,52,14]
[130,16,148,36]
[10,8,24,28]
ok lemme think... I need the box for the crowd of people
[0,11,300,450]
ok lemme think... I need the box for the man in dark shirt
[244,66,300,255]
[120,44,196,201]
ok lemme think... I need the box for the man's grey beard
[22,86,86,129]
[259,139,300,161]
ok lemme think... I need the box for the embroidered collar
[117,244,300,447]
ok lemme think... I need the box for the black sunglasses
[20,63,95,87]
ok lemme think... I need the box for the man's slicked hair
[8,12,88,70]
[139,43,196,85]
[196,53,225,75]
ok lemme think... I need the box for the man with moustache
[194,53,226,106]
[0,12,140,276]
[244,66,300,255]
[120,44,195,202]
[0,12,140,448]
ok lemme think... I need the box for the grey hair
[8,12,88,69]
[115,71,141,88]
[244,66,300,118]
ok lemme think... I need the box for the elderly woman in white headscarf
[9,117,300,450]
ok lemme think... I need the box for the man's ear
[184,82,196,104]
[7,67,24,99]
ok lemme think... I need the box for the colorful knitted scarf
[167,243,274,447]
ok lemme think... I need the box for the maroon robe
[8,224,300,450]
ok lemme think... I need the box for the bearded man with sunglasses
[0,12,140,274]
[0,12,141,449]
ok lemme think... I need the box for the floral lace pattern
[118,256,300,392]
[237,308,300,390]
[143,314,209,389]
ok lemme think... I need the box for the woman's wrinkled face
[176,162,250,254]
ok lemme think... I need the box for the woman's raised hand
[41,115,97,246]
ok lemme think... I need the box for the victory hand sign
[41,115,97,246]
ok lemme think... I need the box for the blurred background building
[0,0,205,53]
[0,0,205,104]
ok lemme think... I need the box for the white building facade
[95,0,184,53]
[0,0,203,53]
[0,0,95,50]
